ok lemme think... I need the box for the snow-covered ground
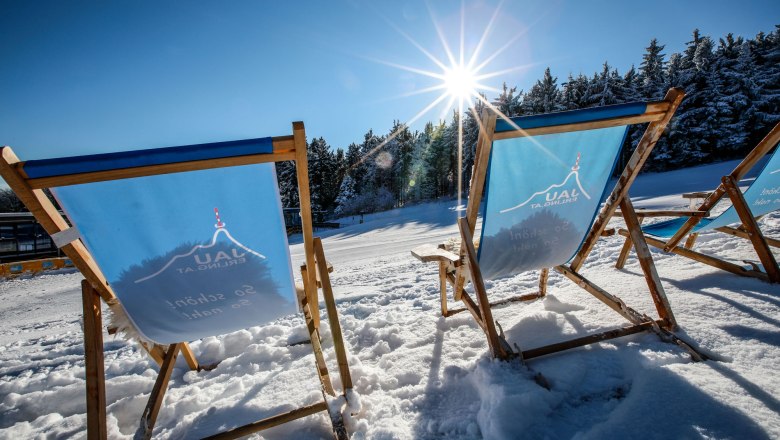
[2,159,780,439]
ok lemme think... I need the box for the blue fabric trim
[642,217,713,238]
[23,137,275,179]
[494,102,648,133]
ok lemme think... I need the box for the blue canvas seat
[0,122,353,439]
[413,88,707,362]
[616,122,780,283]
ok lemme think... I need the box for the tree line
[1,27,778,216]
[280,26,779,218]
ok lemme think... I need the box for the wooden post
[571,88,685,271]
[313,237,353,391]
[293,122,320,328]
[620,198,677,329]
[458,217,508,359]
[722,175,780,282]
[140,343,181,440]
[82,280,107,440]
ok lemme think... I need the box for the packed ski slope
[2,159,780,439]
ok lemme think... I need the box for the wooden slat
[620,198,676,329]
[298,266,335,397]
[294,122,320,329]
[716,226,780,248]
[722,175,780,282]
[455,110,496,301]
[180,343,199,371]
[459,217,508,359]
[313,237,353,390]
[571,88,685,271]
[616,209,709,218]
[493,112,666,140]
[202,401,329,440]
[139,343,180,440]
[619,229,771,282]
[682,191,713,199]
[82,280,107,440]
[522,322,656,360]
[443,292,541,317]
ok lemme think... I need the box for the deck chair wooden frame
[0,122,354,439]
[615,122,780,283]
[413,88,706,362]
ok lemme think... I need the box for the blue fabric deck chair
[0,122,354,439]
[413,88,707,362]
[616,122,780,283]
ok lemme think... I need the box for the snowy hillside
[2,159,780,439]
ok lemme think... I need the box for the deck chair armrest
[615,209,710,218]
[682,191,713,199]
[411,244,460,266]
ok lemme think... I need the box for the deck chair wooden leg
[616,217,643,269]
[458,217,510,360]
[538,268,549,297]
[439,262,449,316]
[620,198,677,330]
[313,237,353,391]
[723,175,780,282]
[683,233,699,249]
[716,226,780,248]
[298,266,336,397]
[82,280,107,440]
[628,231,772,282]
[139,343,181,440]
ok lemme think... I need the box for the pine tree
[639,38,667,99]
[523,67,563,114]
[389,121,415,205]
[591,61,620,106]
[275,160,299,208]
[492,83,523,117]
[667,30,719,166]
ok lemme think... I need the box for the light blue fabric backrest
[478,125,628,280]
[642,143,780,238]
[37,141,298,344]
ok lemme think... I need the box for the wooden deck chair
[413,88,706,362]
[615,122,780,283]
[0,122,354,439]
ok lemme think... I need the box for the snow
[2,159,780,439]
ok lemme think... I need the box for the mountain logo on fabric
[500,152,590,213]
[134,208,266,283]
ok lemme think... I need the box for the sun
[444,64,477,100]
[361,3,534,208]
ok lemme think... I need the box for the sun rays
[364,1,540,208]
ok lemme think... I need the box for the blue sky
[1,0,777,169]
